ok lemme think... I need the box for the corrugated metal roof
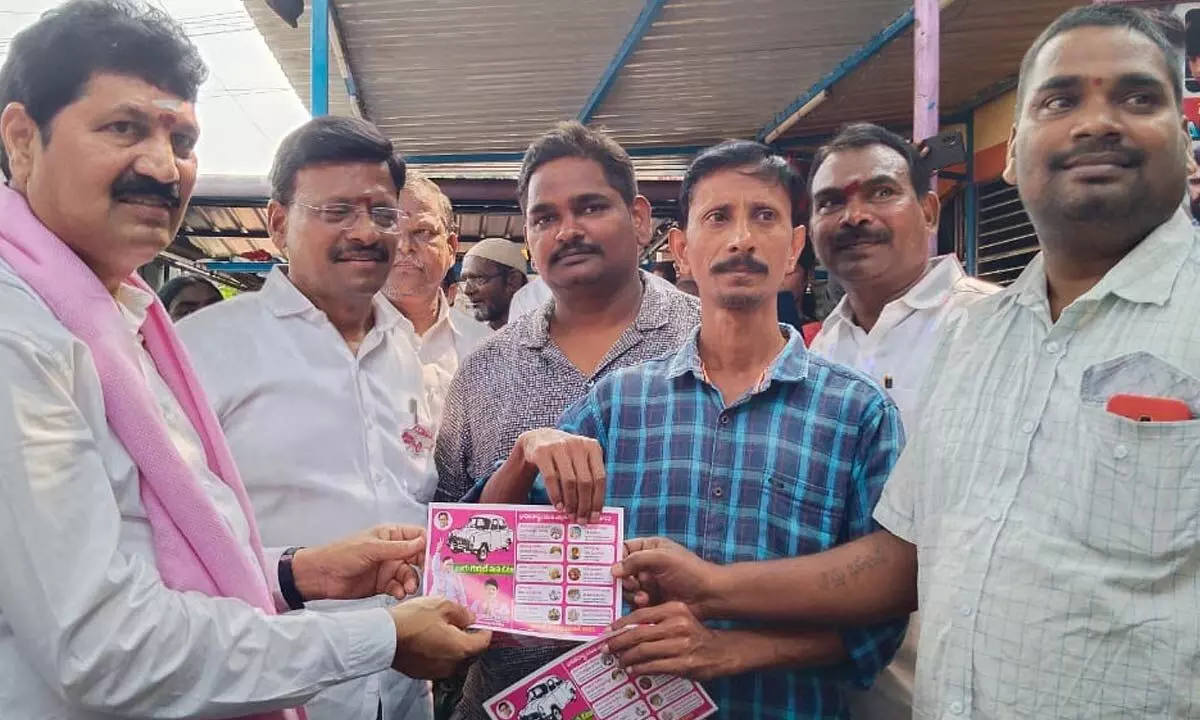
[594,0,914,145]
[779,0,1079,139]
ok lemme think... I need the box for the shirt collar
[822,254,966,333]
[115,281,156,336]
[1012,208,1196,310]
[395,290,453,339]
[517,271,672,350]
[259,266,403,332]
[665,323,810,389]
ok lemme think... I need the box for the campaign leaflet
[424,503,625,641]
[484,632,718,720]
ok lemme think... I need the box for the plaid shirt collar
[665,323,811,393]
[516,271,674,350]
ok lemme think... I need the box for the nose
[1069,95,1123,143]
[839,194,872,228]
[131,133,181,185]
[724,215,757,254]
[554,212,584,245]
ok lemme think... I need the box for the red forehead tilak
[840,180,863,196]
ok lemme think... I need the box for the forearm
[717,628,847,676]
[477,442,538,504]
[704,530,917,624]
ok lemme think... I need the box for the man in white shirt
[460,237,529,330]
[179,117,473,720]
[0,4,487,720]
[807,123,997,719]
[381,174,492,426]
[613,6,1200,718]
[506,272,552,320]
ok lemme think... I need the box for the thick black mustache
[831,224,892,249]
[330,243,390,263]
[111,172,181,208]
[711,253,769,275]
[550,239,603,264]
[1048,140,1145,171]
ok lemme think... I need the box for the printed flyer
[424,503,625,640]
[484,632,718,720]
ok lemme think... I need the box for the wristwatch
[278,546,307,611]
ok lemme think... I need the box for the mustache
[710,253,769,275]
[1048,140,1145,171]
[830,224,892,249]
[111,172,181,208]
[550,238,603,264]
[329,243,390,263]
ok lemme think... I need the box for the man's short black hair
[808,123,930,198]
[679,140,804,228]
[1016,4,1183,119]
[485,578,499,589]
[269,115,406,205]
[0,0,208,179]
[518,121,637,210]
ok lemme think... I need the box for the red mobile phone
[1105,393,1194,422]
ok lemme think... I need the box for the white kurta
[0,259,395,720]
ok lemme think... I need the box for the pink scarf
[0,185,302,720]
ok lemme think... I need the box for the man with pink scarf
[0,3,489,719]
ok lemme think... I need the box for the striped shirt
[875,209,1200,718]
[549,326,908,719]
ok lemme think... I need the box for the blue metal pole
[310,0,330,117]
[964,113,978,275]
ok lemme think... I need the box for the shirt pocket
[1076,355,1200,560]
[759,467,845,556]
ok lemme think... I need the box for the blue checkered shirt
[539,326,908,720]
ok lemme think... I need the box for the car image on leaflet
[448,514,515,561]
[518,676,576,720]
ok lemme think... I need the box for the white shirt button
[1044,341,1060,354]
[1114,444,1129,460]
[950,700,965,715]
[1021,421,1035,434]
[987,509,1002,522]
[959,605,973,617]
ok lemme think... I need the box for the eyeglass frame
[458,270,510,289]
[294,201,410,234]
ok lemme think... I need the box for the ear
[630,195,653,248]
[267,199,290,257]
[920,190,941,236]
[446,231,460,257]
[1,102,40,190]
[1001,125,1018,186]
[506,270,526,292]
[667,226,691,278]
[789,225,807,268]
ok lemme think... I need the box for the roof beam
[757,9,917,142]
[406,144,705,165]
[577,0,669,123]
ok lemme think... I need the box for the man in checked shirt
[612,7,1200,719]
[480,140,908,720]
[433,121,699,718]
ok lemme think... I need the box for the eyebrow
[813,175,900,198]
[1035,72,1167,95]
[110,102,199,136]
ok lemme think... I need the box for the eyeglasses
[296,202,409,233]
[459,272,506,289]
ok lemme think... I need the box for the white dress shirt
[875,210,1200,719]
[811,255,997,720]
[179,269,436,720]
[506,275,552,321]
[0,259,395,720]
[812,255,998,425]
[395,291,492,428]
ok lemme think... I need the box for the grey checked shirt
[434,272,700,717]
